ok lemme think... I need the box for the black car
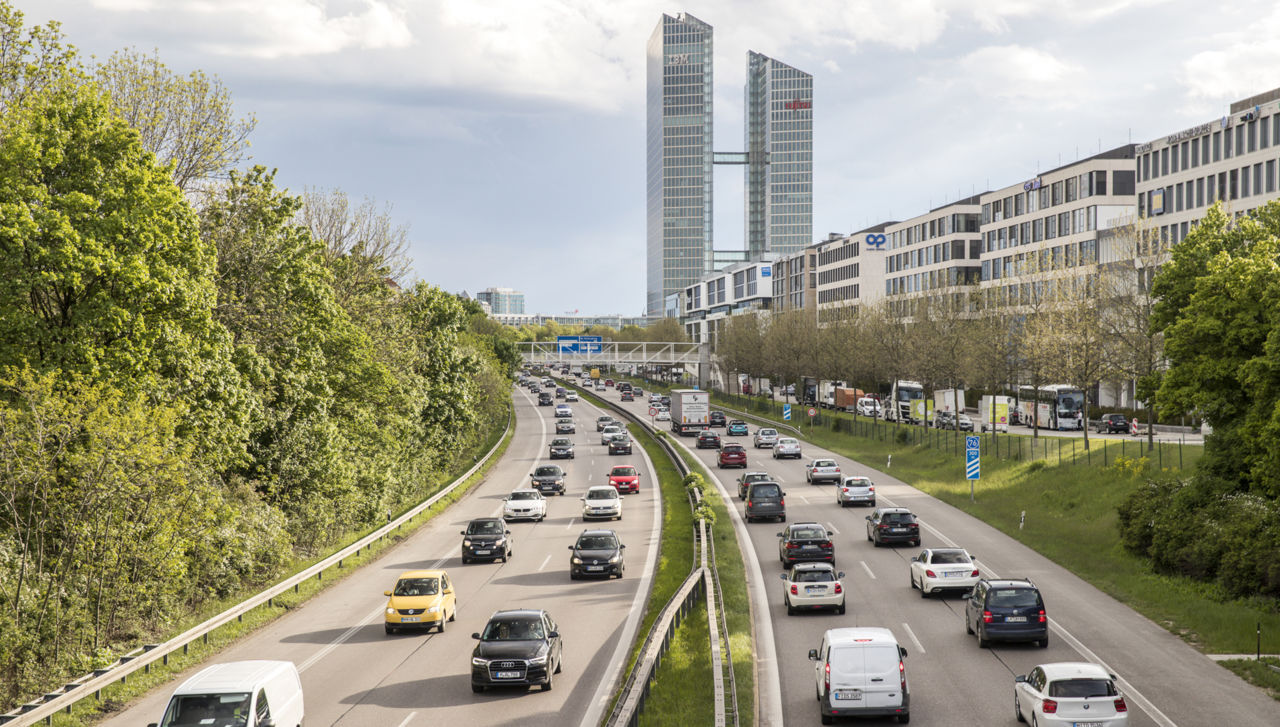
[537,392,553,406]
[1096,413,1128,433]
[696,430,722,449]
[778,522,835,566]
[530,465,566,495]
[568,529,626,579]
[737,471,773,500]
[549,438,575,459]
[470,609,563,693]
[965,578,1049,648]
[607,434,633,455]
[708,411,727,427]
[865,507,921,547]
[461,518,512,563]
[660,395,671,407]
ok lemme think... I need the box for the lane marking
[901,622,926,655]
[860,561,877,580]
[565,517,576,530]
[298,604,385,673]
[792,493,809,505]
[395,712,418,727]
[825,522,840,535]
[538,553,552,571]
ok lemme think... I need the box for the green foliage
[0,2,79,115]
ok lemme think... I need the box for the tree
[720,313,765,394]
[762,309,819,402]
[965,312,1024,435]
[297,187,410,309]
[1042,274,1111,449]
[0,2,79,115]
[645,317,688,342]
[862,301,914,403]
[95,47,257,192]
[911,293,978,423]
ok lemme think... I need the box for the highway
[100,385,662,727]
[603,385,1278,727]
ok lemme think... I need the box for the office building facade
[881,197,984,319]
[745,51,813,259]
[680,257,775,344]
[812,227,890,323]
[475,287,525,315]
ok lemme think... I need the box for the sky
[22,0,1280,317]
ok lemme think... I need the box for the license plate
[1072,723,1103,727]
[805,586,825,594]
[834,690,862,700]
[401,617,419,622]
[944,571,964,578]
[496,671,521,679]
[892,528,907,532]
[802,544,817,550]
[587,566,604,571]
[475,549,490,555]
[1006,616,1027,622]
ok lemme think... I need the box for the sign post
[783,404,792,421]
[807,406,817,431]
[966,435,980,502]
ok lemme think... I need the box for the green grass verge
[56,415,516,726]
[638,603,714,727]
[1219,658,1280,701]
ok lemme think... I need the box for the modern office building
[679,256,775,344]
[881,197,985,319]
[647,12,714,316]
[812,225,893,323]
[489,313,656,329]
[475,287,525,315]
[771,245,818,318]
[745,51,813,258]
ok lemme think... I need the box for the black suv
[461,518,512,563]
[964,578,1049,648]
[470,609,563,693]
[568,529,626,579]
[865,507,921,547]
[696,430,722,449]
[530,465,566,495]
[1096,413,1128,433]
[537,392,553,406]
[778,522,834,567]
[607,434,633,455]
[709,411,727,427]
[737,471,773,499]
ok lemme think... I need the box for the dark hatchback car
[718,443,747,469]
[537,392,553,406]
[965,578,1049,648]
[568,529,626,579]
[866,507,921,547]
[708,411,727,427]
[737,471,773,499]
[1096,413,1128,433]
[461,518,512,563]
[530,465,566,495]
[696,430,722,449]
[470,609,562,693]
[607,433,633,455]
[745,481,786,523]
[778,522,834,567]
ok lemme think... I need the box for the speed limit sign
[649,407,658,417]
[807,407,817,417]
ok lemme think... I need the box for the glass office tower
[745,51,813,258]
[646,13,714,316]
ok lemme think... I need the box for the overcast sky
[24,0,1280,316]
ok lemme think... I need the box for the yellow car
[384,570,456,635]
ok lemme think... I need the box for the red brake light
[747,501,753,508]
[982,610,993,624]
[821,541,832,548]
[925,570,937,578]
[786,542,799,549]
[790,584,798,595]
[1038,609,1047,623]
[834,583,842,594]
[779,498,785,506]
[899,660,906,691]
[879,524,890,529]
[1115,697,1128,713]
[868,484,875,491]
[971,569,980,577]
[824,662,830,691]
[841,487,849,493]
[1042,698,1057,714]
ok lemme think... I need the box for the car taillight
[820,541,832,548]
[1042,698,1057,714]
[841,487,849,493]
[824,662,830,691]
[925,569,937,578]
[879,523,890,529]
[834,583,842,594]
[786,542,799,549]
[1114,697,1128,713]
[747,500,753,508]
[982,610,993,624]
[790,584,798,595]
[971,569,980,577]
[899,660,906,691]
[779,498,785,506]
[868,484,875,491]
[1038,609,1047,623]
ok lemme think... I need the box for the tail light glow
[925,569,937,578]
[971,569,980,577]
[1115,697,1128,713]
[834,582,843,594]
[824,661,830,691]
[982,610,993,623]
[1042,698,1058,714]
[1038,609,1047,623]
[790,584,798,595]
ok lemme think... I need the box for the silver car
[600,425,623,445]
[774,437,803,459]
[753,428,779,448]
[836,476,875,507]
[804,458,841,483]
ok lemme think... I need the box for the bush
[895,428,912,445]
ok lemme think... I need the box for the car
[934,411,957,429]
[773,437,803,459]
[753,428,779,448]
[866,507,921,547]
[634,386,643,396]
[581,486,623,520]
[965,578,1050,648]
[604,379,614,387]
[744,481,786,523]
[726,420,749,436]
[709,411,727,427]
[607,433,633,455]
[780,562,846,615]
[554,404,572,417]
[383,569,456,634]
[621,391,634,402]
[555,387,566,399]
[718,443,747,468]
[660,395,671,407]
[696,430,722,449]
[649,393,663,404]
[617,381,631,392]
[460,518,512,563]
[600,424,624,445]
[568,529,626,578]
[530,465,566,495]
[503,489,548,521]
[836,476,875,507]
[470,609,563,693]
[607,464,641,493]
[805,458,841,483]
[809,627,910,724]
[955,413,974,431]
[778,522,835,567]
[857,398,882,418]
[655,409,671,422]
[595,381,606,391]
[785,384,795,396]
[565,391,578,402]
[537,392,553,406]
[736,471,772,499]
[555,417,576,434]
[1096,413,1128,433]
[596,415,615,431]
[909,547,980,597]
[1014,662,1129,726]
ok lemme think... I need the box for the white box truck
[978,395,1012,433]
[670,389,710,436]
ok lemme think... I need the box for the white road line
[565,517,576,530]
[901,622,926,655]
[860,560,877,580]
[395,712,417,727]
[826,521,840,535]
[792,493,809,504]
[538,553,552,571]
[298,604,385,673]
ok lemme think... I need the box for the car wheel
[570,572,579,581]
[786,596,795,615]
[1015,691,1026,723]
[555,656,563,674]
[869,499,876,507]
[461,556,470,565]
[385,624,396,635]
[450,606,457,622]
[909,573,916,590]
[897,713,910,724]
[1038,634,1050,648]
[873,537,881,548]
[541,671,554,692]
[839,500,846,507]
[837,601,846,615]
[438,617,446,633]
[966,616,974,634]
[866,529,873,542]
[471,683,484,693]
[821,713,833,725]
[977,625,991,649]
[912,539,921,547]
[920,582,929,598]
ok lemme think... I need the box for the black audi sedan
[470,609,563,693]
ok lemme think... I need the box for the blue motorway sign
[783,404,792,421]
[557,336,603,354]
[965,436,980,480]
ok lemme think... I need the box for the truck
[884,380,926,424]
[669,389,710,436]
[932,388,967,424]
[834,387,864,411]
[590,368,600,380]
[978,395,1012,433]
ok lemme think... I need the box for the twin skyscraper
[646,12,814,316]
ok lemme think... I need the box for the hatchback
[568,529,625,579]
[744,481,785,523]
[780,562,846,615]
[581,486,622,521]
[718,443,747,469]
[1096,413,1128,434]
[866,507,920,547]
[555,418,576,434]
[596,415,615,431]
[836,476,875,507]
[778,522,834,567]
[696,430,722,449]
[607,433,633,455]
[460,519,512,563]
[965,578,1050,648]
[383,569,456,634]
[804,458,840,483]
[607,465,640,494]
[773,437,802,459]
[709,411,727,427]
[726,420,749,437]
[1014,662,1128,726]
[600,425,623,445]
[537,392,553,406]
[753,428,778,448]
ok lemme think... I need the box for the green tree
[0,2,79,115]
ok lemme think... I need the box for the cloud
[960,0,1171,33]
[1181,5,1280,104]
[933,45,1085,110]
[822,59,841,74]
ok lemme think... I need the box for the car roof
[1039,662,1113,681]
[928,547,968,555]
[173,661,296,695]
[509,488,541,495]
[824,627,899,648]
[469,517,502,524]
[788,522,825,531]
[579,528,619,536]
[586,485,620,493]
[983,578,1038,589]
[396,569,447,579]
[791,562,836,572]
[876,507,912,514]
[489,608,546,621]
[610,464,637,471]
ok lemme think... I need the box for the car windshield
[730,421,745,426]
[481,618,545,641]
[1047,678,1117,698]
[759,429,776,436]
[534,467,560,477]
[509,492,539,501]
[845,478,871,487]
[161,693,252,727]
[612,434,628,442]
[793,569,835,583]
[813,460,835,467]
[990,588,1040,608]
[881,512,916,524]
[750,484,781,498]
[744,473,769,482]
[790,527,825,539]
[931,551,971,564]
[467,520,503,535]
[586,490,617,500]
[393,577,439,596]
[723,445,744,452]
[551,439,570,446]
[577,535,618,549]
[612,467,637,476]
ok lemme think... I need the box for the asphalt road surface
[100,385,662,727]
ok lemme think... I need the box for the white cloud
[959,0,1171,33]
[822,59,841,74]
[1181,5,1280,105]
[938,45,1085,110]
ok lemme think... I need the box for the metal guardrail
[3,409,513,727]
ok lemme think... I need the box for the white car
[909,547,980,597]
[581,486,622,520]
[502,489,547,522]
[554,404,573,418]
[600,425,623,445]
[565,391,578,402]
[780,562,846,614]
[1014,662,1129,726]
[856,398,881,418]
[804,458,841,483]
[753,428,779,448]
[836,476,875,507]
[655,409,671,422]
[774,437,802,459]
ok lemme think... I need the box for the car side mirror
[807,649,819,661]
[148,723,159,727]
[567,545,575,550]
[776,532,784,537]
[899,647,908,658]
[910,556,918,562]
[778,573,788,580]
[471,632,481,640]
[972,555,978,560]
[1014,675,1027,683]
[865,516,872,521]
[837,572,845,579]
[505,529,511,534]
[548,630,560,638]
[383,590,392,596]
[459,530,467,535]
[620,544,626,549]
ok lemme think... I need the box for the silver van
[808,627,909,724]
[150,660,304,727]
[744,481,785,523]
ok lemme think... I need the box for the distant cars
[836,476,875,507]
[470,609,562,693]
[780,562,846,615]
[804,458,840,483]
[607,464,640,493]
[718,443,747,468]
[709,411,727,427]
[778,522,835,567]
[555,387,566,399]
[909,547,979,597]
[1096,413,1128,433]
[696,430,722,449]
[604,379,614,387]
[866,507,921,547]
[621,391,634,402]
[607,433,633,455]
[774,437,803,459]
[966,578,1049,648]
[753,428,779,448]
[461,518,512,563]
[581,486,622,520]
[568,529,625,579]
[554,404,572,417]
[565,391,578,402]
[737,471,772,499]
[384,569,456,634]
[726,420,749,437]
[1014,662,1128,726]
[530,465,566,495]
[744,481,785,523]
[503,489,548,522]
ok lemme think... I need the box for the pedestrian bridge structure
[516,341,707,370]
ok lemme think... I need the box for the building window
[1142,153,1151,181]
[1254,163,1263,197]
[1197,176,1205,206]
[1171,146,1179,174]
[1230,168,1238,199]
[1207,174,1216,202]
[1191,137,1200,167]
[1175,183,1184,212]
[1213,131,1221,161]
[1237,125,1246,157]
[1268,160,1276,194]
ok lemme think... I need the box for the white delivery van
[808,627,910,724]
[149,660,304,727]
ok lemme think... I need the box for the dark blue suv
[964,578,1049,648]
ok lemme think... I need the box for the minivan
[808,627,909,724]
[745,481,785,523]
[150,660,304,727]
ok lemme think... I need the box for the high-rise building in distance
[475,287,525,315]
[745,51,813,259]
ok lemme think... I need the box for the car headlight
[386,607,396,615]
[572,556,583,564]
[463,540,472,547]
[528,654,548,666]
[472,657,489,667]
[608,554,621,564]
[426,605,440,613]
[494,538,505,546]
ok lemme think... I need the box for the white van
[149,660,304,727]
[808,627,909,724]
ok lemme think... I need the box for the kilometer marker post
[965,435,980,502]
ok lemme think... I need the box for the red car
[718,443,747,469]
[608,464,641,494]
